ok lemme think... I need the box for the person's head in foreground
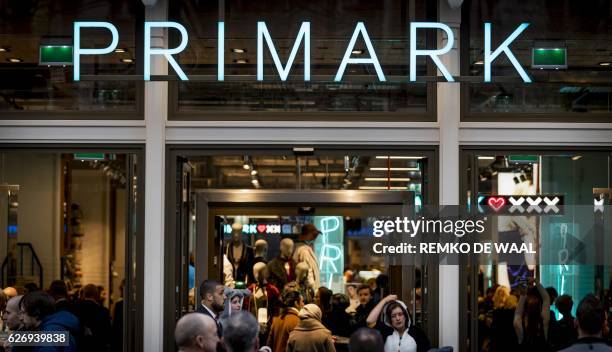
[175,313,219,352]
[3,295,24,331]
[222,311,259,352]
[575,294,608,339]
[385,301,410,333]
[19,291,56,329]
[349,327,384,352]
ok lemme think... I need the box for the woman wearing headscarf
[366,294,430,352]
[287,304,337,352]
[267,290,304,352]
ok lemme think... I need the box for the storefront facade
[1,0,612,351]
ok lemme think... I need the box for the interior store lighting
[370,167,419,171]
[598,62,611,67]
[234,59,248,64]
[375,156,423,159]
[571,155,583,161]
[231,48,246,53]
[351,49,364,55]
[250,169,258,176]
[478,156,495,160]
[7,58,22,63]
[243,156,251,170]
[120,58,134,63]
[364,177,411,182]
[359,186,409,190]
[474,60,484,65]
[0,47,7,52]
[114,48,127,53]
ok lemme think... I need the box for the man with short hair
[3,295,23,331]
[560,294,612,352]
[75,283,112,352]
[175,313,219,352]
[222,311,260,352]
[354,285,376,328]
[48,280,74,313]
[197,280,226,336]
[349,328,384,352]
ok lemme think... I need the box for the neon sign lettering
[223,223,281,235]
[73,21,531,83]
[314,216,344,292]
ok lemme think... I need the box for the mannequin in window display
[223,254,235,289]
[225,222,255,284]
[267,238,296,291]
[254,239,269,265]
[293,223,322,290]
[284,262,315,304]
[245,262,280,344]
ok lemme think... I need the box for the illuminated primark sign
[73,21,532,83]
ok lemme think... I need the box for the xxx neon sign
[73,21,532,83]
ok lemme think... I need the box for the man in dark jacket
[74,284,112,352]
[197,280,226,337]
[19,291,80,352]
[560,294,612,352]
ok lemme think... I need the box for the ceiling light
[571,155,582,161]
[7,58,22,63]
[358,186,409,190]
[351,49,363,55]
[243,156,251,170]
[370,167,419,171]
[375,156,423,160]
[250,169,258,176]
[478,156,495,160]
[0,47,7,52]
[474,60,484,65]
[234,59,248,64]
[231,48,246,53]
[599,62,612,67]
[120,58,134,63]
[114,48,127,53]
[364,178,411,182]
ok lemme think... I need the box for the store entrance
[189,190,435,335]
[165,147,440,350]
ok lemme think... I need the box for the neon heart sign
[487,197,506,212]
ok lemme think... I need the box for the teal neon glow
[484,22,531,83]
[73,22,118,81]
[218,22,224,81]
[144,22,189,81]
[257,21,310,81]
[410,22,455,82]
[314,216,343,291]
[335,22,386,82]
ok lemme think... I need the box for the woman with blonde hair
[489,285,519,352]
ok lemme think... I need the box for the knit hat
[298,304,322,321]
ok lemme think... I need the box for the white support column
[438,0,461,350]
[143,2,168,352]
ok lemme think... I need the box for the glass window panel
[0,1,141,113]
[466,1,612,116]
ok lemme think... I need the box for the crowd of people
[179,276,612,352]
[0,280,123,352]
[180,277,431,352]
[477,278,612,352]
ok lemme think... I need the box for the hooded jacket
[286,304,336,352]
[379,300,431,352]
[35,310,80,352]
